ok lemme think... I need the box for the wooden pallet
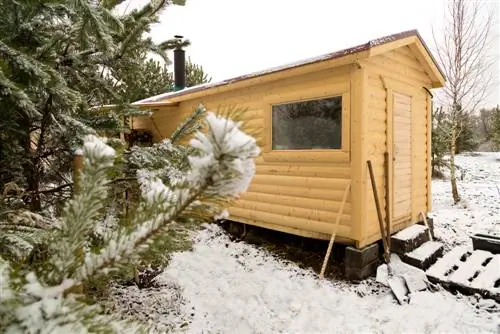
[426,246,500,302]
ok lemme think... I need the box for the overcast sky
[119,0,499,108]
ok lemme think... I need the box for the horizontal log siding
[362,46,432,245]
[151,65,353,241]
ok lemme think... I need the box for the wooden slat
[393,91,412,220]
[370,55,432,84]
[384,49,429,75]
[242,191,351,213]
[256,164,350,178]
[251,174,350,190]
[232,199,351,225]
[229,207,351,236]
[248,183,348,201]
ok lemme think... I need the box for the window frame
[264,91,350,163]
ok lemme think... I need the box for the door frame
[381,76,416,225]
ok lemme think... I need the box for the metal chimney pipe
[173,35,186,91]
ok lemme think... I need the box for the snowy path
[162,224,498,333]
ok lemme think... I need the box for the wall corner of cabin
[349,64,369,246]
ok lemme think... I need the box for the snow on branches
[188,112,261,197]
[0,107,259,332]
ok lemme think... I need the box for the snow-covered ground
[110,152,500,333]
[430,152,500,249]
[161,224,498,333]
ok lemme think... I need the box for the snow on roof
[133,29,440,105]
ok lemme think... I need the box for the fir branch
[0,41,51,83]
[0,210,52,261]
[170,104,206,144]
[0,70,38,118]
[131,0,169,21]
[75,111,260,283]
[75,187,198,282]
[46,135,116,283]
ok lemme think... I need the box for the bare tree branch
[432,0,494,203]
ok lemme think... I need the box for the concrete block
[345,259,379,281]
[345,243,379,269]
[391,225,429,255]
[403,241,444,270]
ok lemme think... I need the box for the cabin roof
[133,29,445,106]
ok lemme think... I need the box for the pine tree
[185,58,211,88]
[431,106,450,178]
[104,56,211,105]
[0,109,260,332]
[0,0,208,213]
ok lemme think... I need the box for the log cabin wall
[361,45,433,247]
[148,64,357,244]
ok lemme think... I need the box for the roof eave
[150,50,371,104]
[130,101,179,108]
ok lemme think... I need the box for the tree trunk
[449,124,460,204]
[19,116,41,211]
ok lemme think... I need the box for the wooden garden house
[131,30,445,249]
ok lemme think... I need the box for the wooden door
[392,92,412,220]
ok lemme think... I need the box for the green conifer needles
[0,110,259,333]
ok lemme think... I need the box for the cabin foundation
[344,243,380,280]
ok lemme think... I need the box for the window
[272,96,342,150]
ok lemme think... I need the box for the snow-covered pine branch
[77,111,260,282]
[46,134,116,284]
[0,110,259,332]
[0,211,54,261]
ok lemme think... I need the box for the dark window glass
[272,96,342,150]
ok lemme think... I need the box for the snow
[448,250,492,285]
[406,241,443,261]
[427,246,468,279]
[426,248,500,297]
[138,173,177,205]
[154,224,498,333]
[430,153,500,249]
[474,255,500,290]
[82,134,116,165]
[392,224,427,241]
[105,281,191,333]
[106,152,500,332]
[188,112,260,197]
